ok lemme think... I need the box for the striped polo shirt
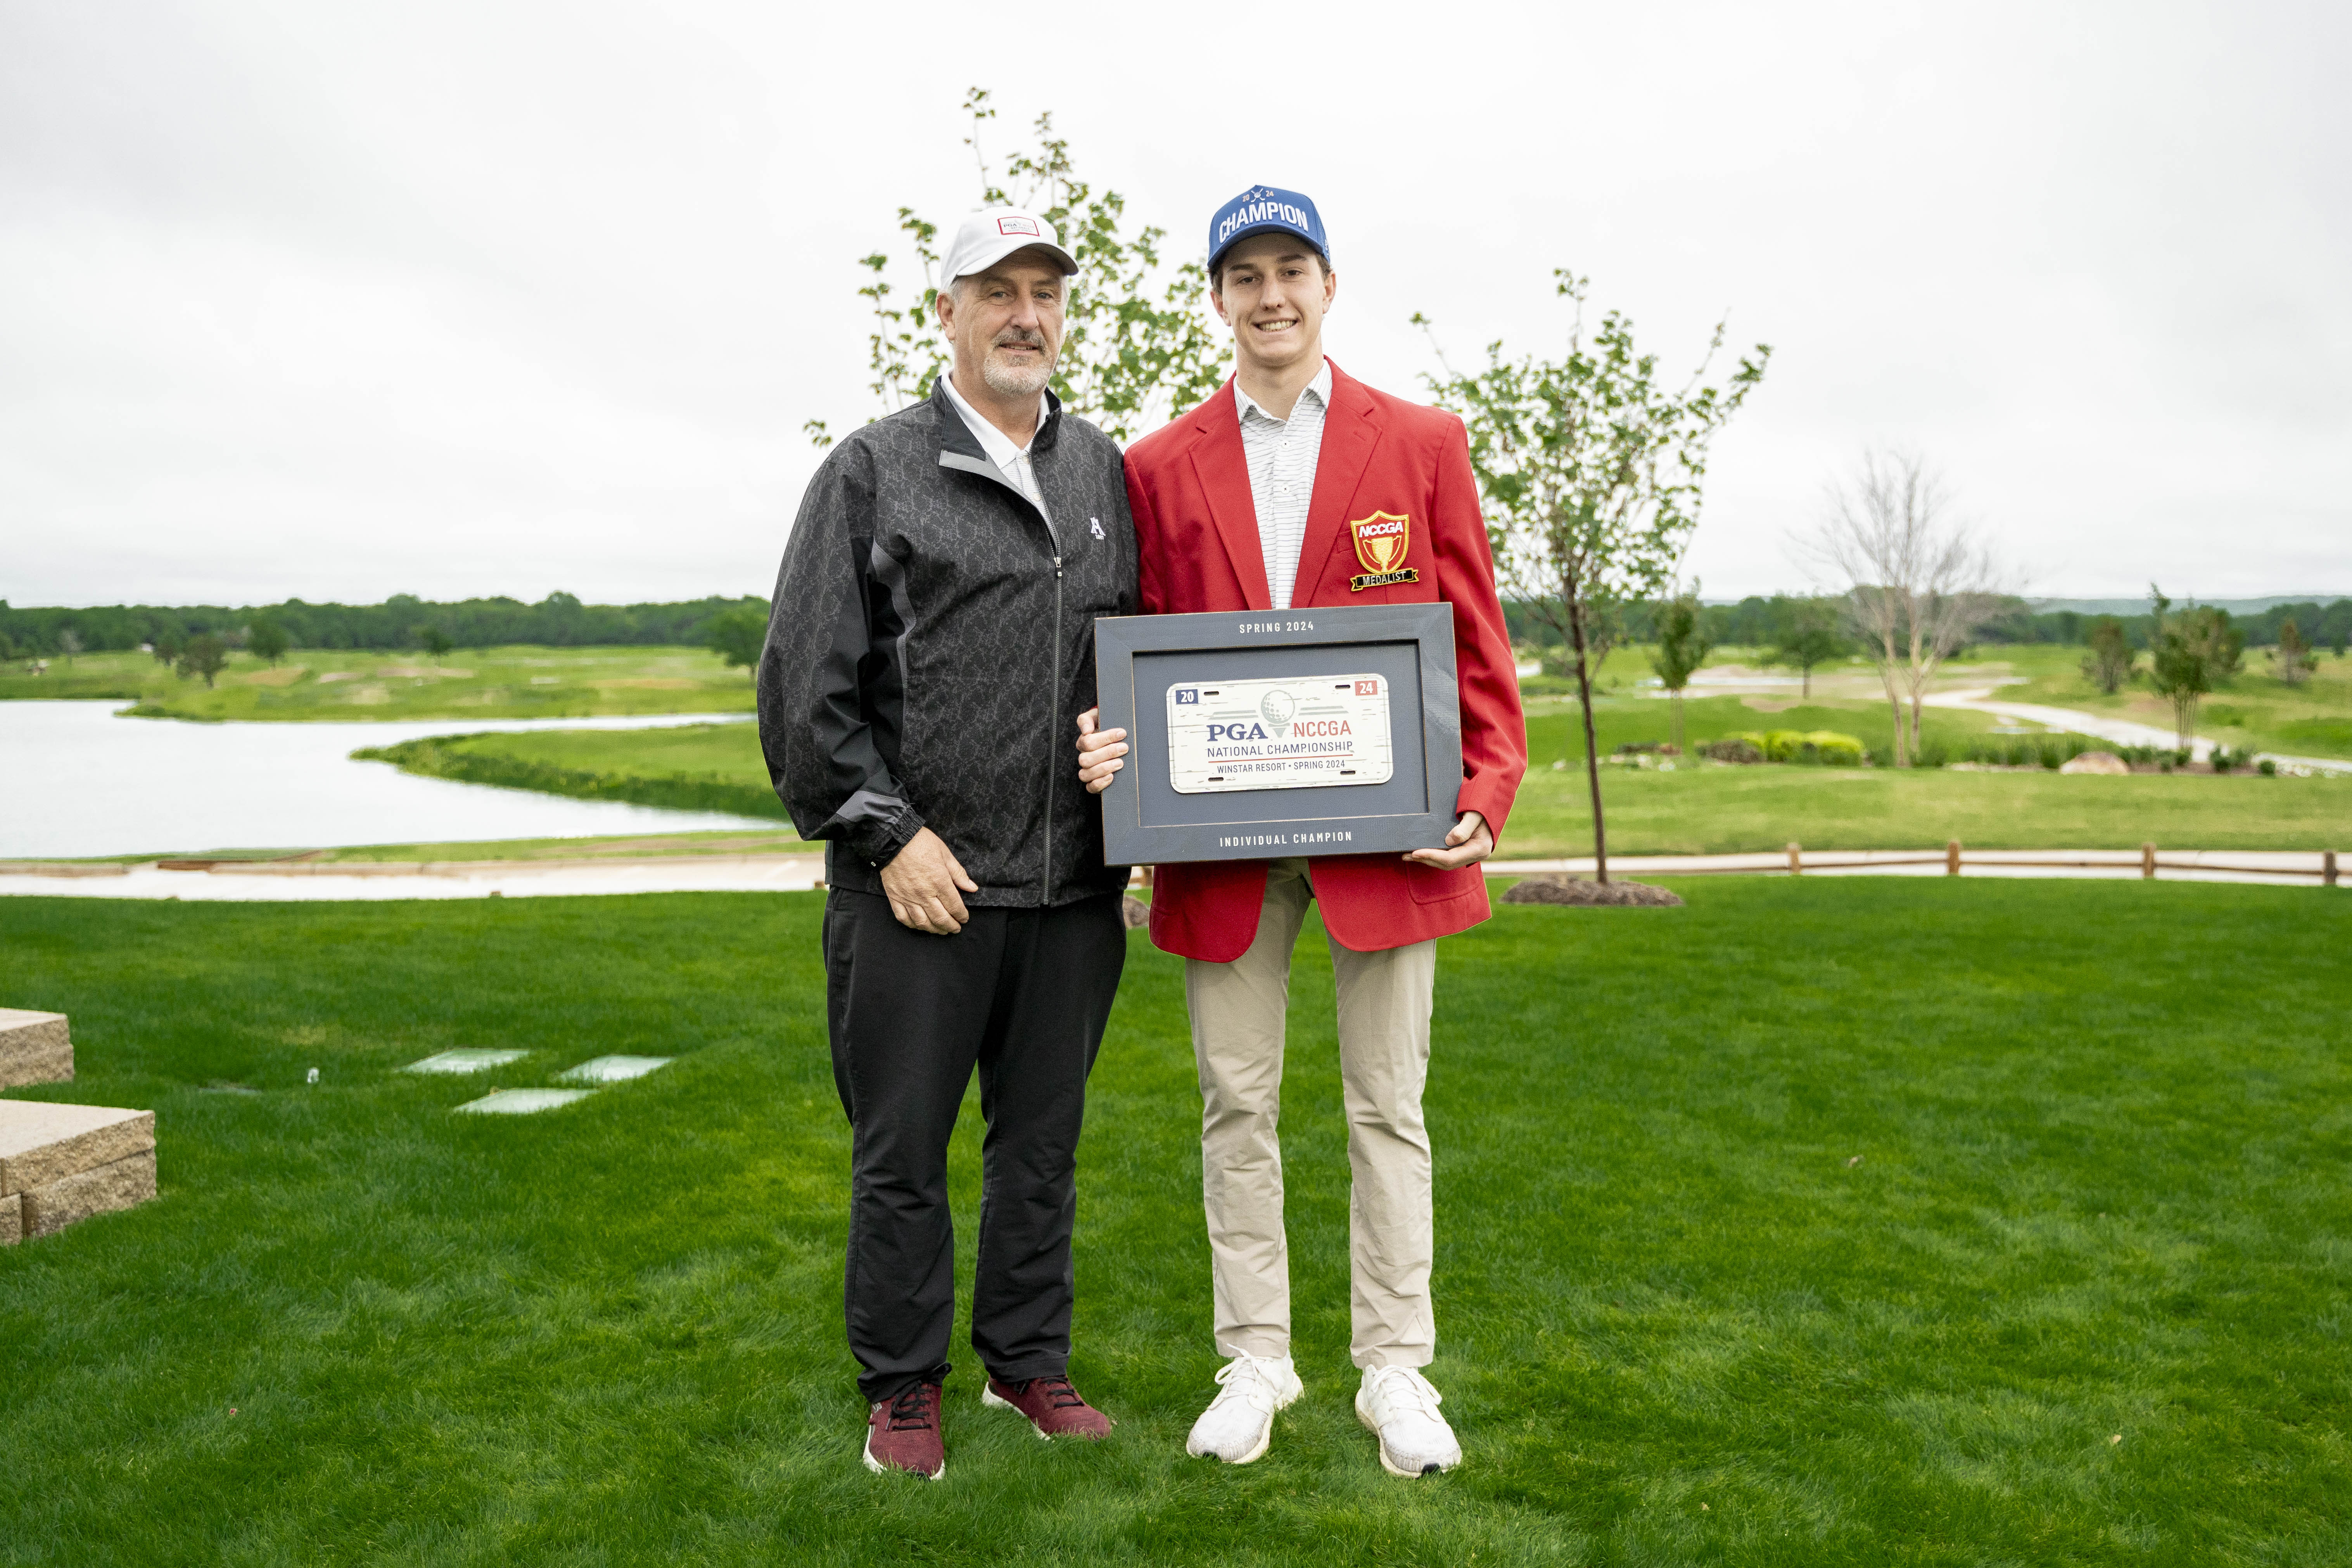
[1236,359,1332,610]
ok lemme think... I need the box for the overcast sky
[4,0,2346,609]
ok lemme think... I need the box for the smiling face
[1211,234,1336,376]
[936,247,1067,399]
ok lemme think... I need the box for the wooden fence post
[2141,842,2157,880]
[1787,842,1802,876]
[1946,840,1961,876]
[2326,850,2339,889]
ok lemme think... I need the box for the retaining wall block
[0,1103,156,1196]
[21,1149,157,1238]
[0,1008,73,1090]
[1,1191,19,1246]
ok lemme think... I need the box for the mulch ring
[1500,875,1685,908]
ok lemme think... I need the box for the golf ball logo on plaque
[1165,675,1395,794]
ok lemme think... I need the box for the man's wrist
[861,808,924,870]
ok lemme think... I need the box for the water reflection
[2,702,772,858]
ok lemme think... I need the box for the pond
[1,702,774,859]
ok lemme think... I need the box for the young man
[1077,186,1526,1476]
[761,207,1135,1480]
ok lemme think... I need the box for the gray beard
[981,350,1054,398]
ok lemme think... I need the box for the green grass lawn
[0,646,757,722]
[353,721,783,820]
[4,881,2350,1564]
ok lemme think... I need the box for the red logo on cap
[996,216,1040,237]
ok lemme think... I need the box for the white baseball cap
[939,207,1078,288]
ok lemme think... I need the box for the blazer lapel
[1295,363,1384,603]
[1185,381,1273,610]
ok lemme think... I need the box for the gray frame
[1094,603,1462,864]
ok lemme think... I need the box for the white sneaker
[1185,1352,1303,1464]
[1356,1365,1462,1477]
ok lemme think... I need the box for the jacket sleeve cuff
[1456,780,1514,847]
[848,802,924,870]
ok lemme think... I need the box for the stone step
[0,1008,73,1089]
[20,1150,156,1239]
[0,1100,157,1243]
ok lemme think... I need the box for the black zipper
[1043,553,1063,906]
[934,433,1065,907]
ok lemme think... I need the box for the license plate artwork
[1165,674,1394,794]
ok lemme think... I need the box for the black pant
[822,887,1127,1403]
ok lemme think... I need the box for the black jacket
[758,380,1138,906]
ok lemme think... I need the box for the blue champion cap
[1207,185,1330,277]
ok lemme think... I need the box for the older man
[759,207,1137,1480]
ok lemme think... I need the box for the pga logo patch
[1174,688,1200,705]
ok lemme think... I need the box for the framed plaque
[1093,603,1463,864]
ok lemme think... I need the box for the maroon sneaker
[982,1374,1113,1440]
[863,1380,946,1479]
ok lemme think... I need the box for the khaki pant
[1184,859,1438,1369]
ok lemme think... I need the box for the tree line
[1980,597,2352,652]
[1503,594,2352,655]
[0,592,766,660]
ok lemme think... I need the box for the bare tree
[1805,449,2010,766]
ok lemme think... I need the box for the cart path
[1922,687,2352,775]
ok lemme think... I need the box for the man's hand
[1403,811,1493,871]
[881,827,979,934]
[1075,707,1128,795]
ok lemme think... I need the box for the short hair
[1209,246,1330,295]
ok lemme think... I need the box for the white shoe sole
[862,1428,945,1480]
[1188,1380,1303,1465]
[1355,1397,1459,1479]
[979,1382,1053,1440]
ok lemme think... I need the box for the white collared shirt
[1236,360,1332,610]
[941,374,1050,514]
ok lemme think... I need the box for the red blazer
[1123,362,1528,960]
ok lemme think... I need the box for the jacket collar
[1180,361,1385,611]
[930,376,1063,546]
[931,375,1062,465]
